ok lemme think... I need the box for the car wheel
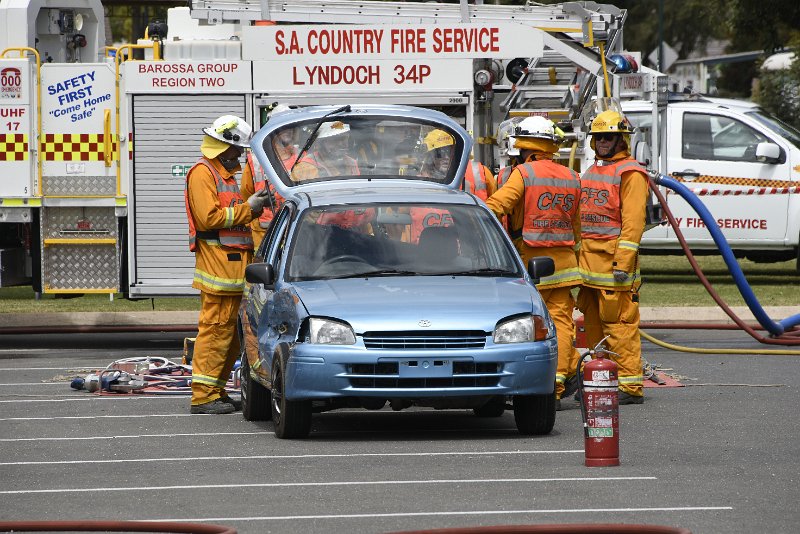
[472,396,506,417]
[513,392,556,435]
[271,346,312,439]
[240,339,271,422]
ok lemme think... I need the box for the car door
[665,107,791,246]
[249,204,294,381]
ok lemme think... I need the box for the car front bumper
[284,337,557,400]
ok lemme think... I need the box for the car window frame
[681,111,771,162]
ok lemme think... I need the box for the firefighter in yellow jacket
[578,107,648,405]
[184,115,272,414]
[485,116,583,410]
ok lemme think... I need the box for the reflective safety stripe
[580,225,620,237]
[537,267,582,287]
[522,176,579,188]
[191,372,228,388]
[618,374,644,385]
[618,239,639,252]
[581,171,621,185]
[193,269,245,292]
[579,267,639,288]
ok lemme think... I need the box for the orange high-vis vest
[409,207,453,244]
[247,152,285,227]
[464,161,490,200]
[496,166,514,189]
[580,159,647,240]
[296,152,360,177]
[516,160,581,248]
[185,158,254,252]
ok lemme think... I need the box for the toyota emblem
[418,319,431,327]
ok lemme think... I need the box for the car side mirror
[755,142,783,164]
[527,256,555,284]
[245,262,275,289]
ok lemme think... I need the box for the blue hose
[654,173,800,336]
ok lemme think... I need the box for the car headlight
[309,318,356,345]
[493,315,549,343]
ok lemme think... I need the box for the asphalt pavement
[0,329,798,534]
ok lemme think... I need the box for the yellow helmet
[589,110,634,135]
[424,129,454,152]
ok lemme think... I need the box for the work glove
[612,269,630,283]
[247,188,271,214]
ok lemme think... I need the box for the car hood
[293,276,538,333]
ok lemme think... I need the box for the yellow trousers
[541,286,582,400]
[577,286,643,397]
[191,292,242,406]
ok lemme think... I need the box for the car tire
[513,392,556,435]
[472,396,506,417]
[240,337,271,422]
[271,345,312,439]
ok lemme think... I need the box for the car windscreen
[262,117,465,187]
[286,203,521,281]
[746,109,800,149]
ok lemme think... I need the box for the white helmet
[202,115,252,148]
[514,115,560,142]
[317,120,350,139]
[268,104,292,119]
[496,118,523,157]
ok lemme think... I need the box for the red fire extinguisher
[578,344,620,467]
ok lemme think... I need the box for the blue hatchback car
[239,105,558,438]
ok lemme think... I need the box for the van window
[682,113,769,162]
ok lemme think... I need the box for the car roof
[291,182,480,208]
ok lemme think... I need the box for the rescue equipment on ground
[69,356,241,395]
[577,337,620,467]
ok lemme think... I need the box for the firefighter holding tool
[185,115,271,414]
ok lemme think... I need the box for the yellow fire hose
[639,328,800,356]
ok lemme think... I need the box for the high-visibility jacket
[495,165,515,234]
[496,166,514,189]
[185,158,253,252]
[185,157,255,294]
[516,160,581,248]
[292,152,360,180]
[463,161,496,201]
[317,208,376,230]
[486,158,581,289]
[579,157,648,290]
[409,207,454,244]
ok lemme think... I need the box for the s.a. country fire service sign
[243,23,543,93]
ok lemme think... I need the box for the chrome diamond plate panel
[42,244,119,290]
[43,175,116,196]
[42,207,117,239]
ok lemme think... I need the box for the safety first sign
[243,23,543,93]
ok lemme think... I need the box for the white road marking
[0,396,180,403]
[0,382,71,386]
[0,414,194,421]
[0,449,584,466]
[151,507,733,522]
[0,431,268,442]
[0,477,657,495]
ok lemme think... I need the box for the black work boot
[562,374,580,399]
[221,396,243,411]
[618,391,644,405]
[190,399,236,414]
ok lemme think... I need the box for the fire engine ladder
[500,6,627,126]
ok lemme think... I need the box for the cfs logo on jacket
[1,68,22,99]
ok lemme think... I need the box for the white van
[623,96,800,269]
